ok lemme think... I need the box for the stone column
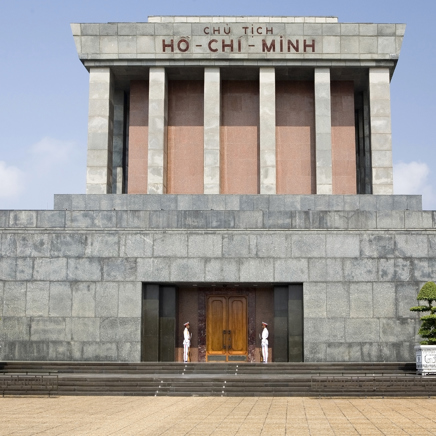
[363,90,373,194]
[369,68,393,194]
[159,286,177,362]
[259,67,276,194]
[142,284,160,361]
[112,89,124,194]
[86,67,114,194]
[204,68,221,194]
[273,286,289,362]
[148,67,168,194]
[288,284,303,363]
[314,68,333,194]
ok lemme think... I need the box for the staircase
[1,361,435,397]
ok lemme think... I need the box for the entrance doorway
[206,295,248,362]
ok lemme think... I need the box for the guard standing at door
[183,322,191,362]
[261,322,269,364]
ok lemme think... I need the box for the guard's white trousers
[261,341,268,364]
[183,341,190,362]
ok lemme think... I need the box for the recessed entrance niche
[142,283,303,363]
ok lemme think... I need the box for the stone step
[3,377,435,397]
[2,361,430,397]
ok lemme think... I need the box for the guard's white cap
[184,322,190,326]
[262,321,268,326]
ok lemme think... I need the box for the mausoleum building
[0,16,427,364]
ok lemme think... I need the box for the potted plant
[410,281,436,375]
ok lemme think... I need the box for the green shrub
[410,281,436,345]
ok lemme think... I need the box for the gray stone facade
[0,16,419,364]
[0,194,426,362]
[73,16,404,196]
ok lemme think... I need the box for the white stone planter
[415,345,436,375]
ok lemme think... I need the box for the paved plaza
[1,396,436,435]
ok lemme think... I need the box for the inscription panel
[74,22,405,60]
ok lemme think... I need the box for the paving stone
[8,211,37,227]
[30,318,68,341]
[396,282,420,318]
[16,258,33,280]
[71,318,100,341]
[395,234,428,257]
[349,282,373,318]
[256,234,290,258]
[36,211,66,228]
[373,282,396,318]
[72,282,96,317]
[326,234,359,257]
[204,258,240,282]
[86,233,119,257]
[326,343,362,362]
[305,318,345,343]
[153,233,188,257]
[239,258,273,282]
[103,258,137,281]
[118,341,141,361]
[274,258,308,282]
[304,282,326,318]
[360,234,394,257]
[49,282,72,317]
[188,233,222,257]
[48,341,73,360]
[343,258,377,281]
[345,318,379,342]
[16,234,50,257]
[3,282,26,316]
[326,282,349,318]
[118,282,141,317]
[50,233,87,257]
[378,258,395,281]
[33,258,67,281]
[120,233,153,257]
[136,258,172,281]
[68,258,102,281]
[292,234,325,257]
[26,282,49,317]
[2,317,31,341]
[379,318,416,342]
[95,282,118,317]
[82,342,118,360]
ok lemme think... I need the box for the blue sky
[1,0,435,209]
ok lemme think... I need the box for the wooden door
[206,295,247,362]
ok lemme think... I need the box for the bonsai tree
[410,281,436,345]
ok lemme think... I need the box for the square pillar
[141,284,160,361]
[273,286,289,362]
[128,81,149,194]
[369,68,393,194]
[112,89,124,194]
[274,285,304,363]
[148,67,168,194]
[204,68,221,194]
[363,90,373,194]
[86,67,114,194]
[259,67,276,194]
[314,68,333,194]
[159,286,177,362]
[288,284,303,362]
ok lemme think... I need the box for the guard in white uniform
[183,322,191,362]
[261,322,269,364]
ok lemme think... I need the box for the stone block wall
[0,194,427,362]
